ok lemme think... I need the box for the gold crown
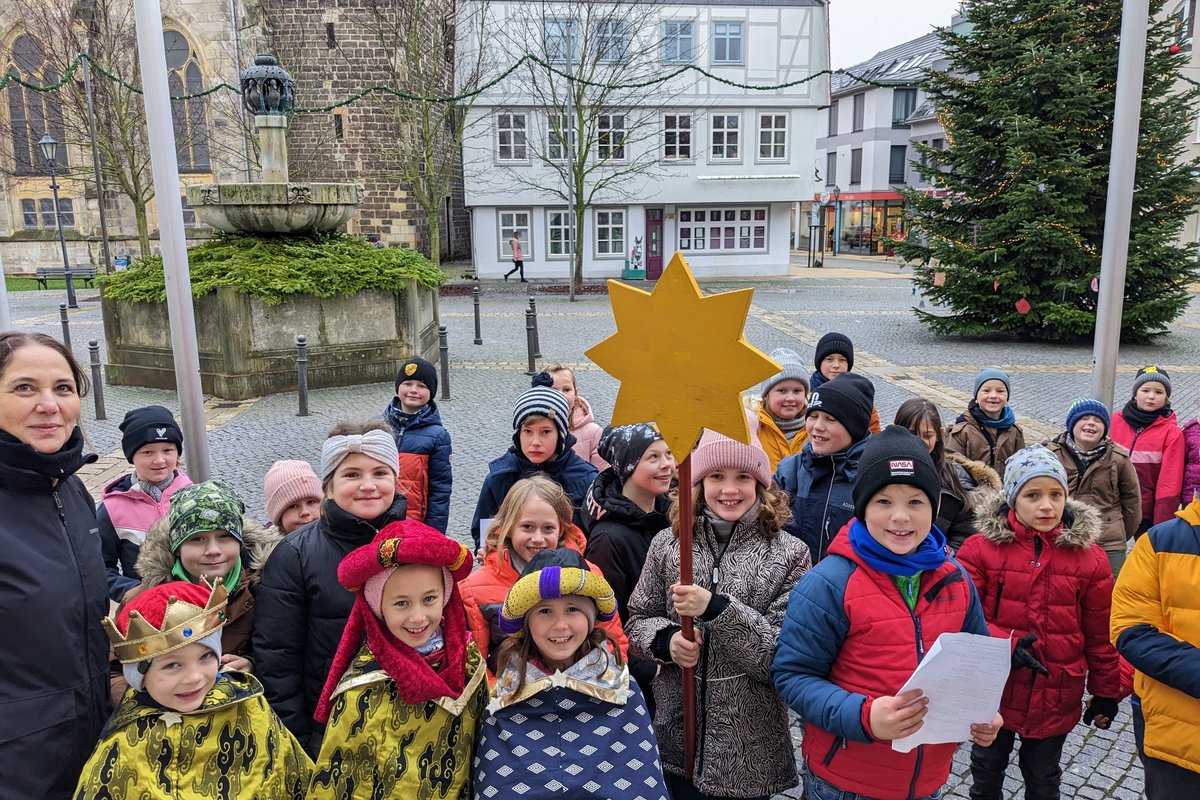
[103,580,230,664]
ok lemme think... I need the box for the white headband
[320,429,400,482]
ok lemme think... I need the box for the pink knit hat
[690,429,771,488]
[264,460,322,528]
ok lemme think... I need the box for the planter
[102,283,439,399]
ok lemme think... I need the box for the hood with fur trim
[972,488,1102,549]
[134,514,283,590]
[946,451,1002,492]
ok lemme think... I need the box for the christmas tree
[899,0,1200,341]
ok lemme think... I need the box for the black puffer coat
[0,430,109,800]
[253,496,406,755]
[582,468,671,694]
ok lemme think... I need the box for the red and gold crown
[103,579,229,664]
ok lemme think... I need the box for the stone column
[256,115,289,183]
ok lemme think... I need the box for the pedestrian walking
[505,231,526,282]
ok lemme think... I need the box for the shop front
[810,191,907,256]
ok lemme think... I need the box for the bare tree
[484,0,699,288]
[352,0,491,268]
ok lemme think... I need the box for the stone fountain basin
[186,182,364,234]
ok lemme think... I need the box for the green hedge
[100,233,446,305]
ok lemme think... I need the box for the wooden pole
[677,455,696,780]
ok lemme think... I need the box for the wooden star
[585,252,780,460]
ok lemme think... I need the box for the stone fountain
[186,55,363,232]
[102,55,439,400]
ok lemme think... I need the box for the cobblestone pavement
[12,253,1169,798]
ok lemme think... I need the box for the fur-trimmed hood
[134,515,284,590]
[972,488,1102,549]
[946,450,1002,492]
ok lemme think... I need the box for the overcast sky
[829,0,964,68]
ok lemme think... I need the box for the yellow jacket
[74,672,312,799]
[309,641,488,799]
[1110,500,1200,774]
[757,405,807,473]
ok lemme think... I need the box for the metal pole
[0,249,12,330]
[566,20,576,303]
[134,0,211,481]
[1091,0,1149,407]
[88,339,106,420]
[296,335,309,417]
[47,160,78,309]
[529,297,541,358]
[59,303,72,350]
[525,309,537,375]
[472,285,483,345]
[438,325,451,400]
[81,55,114,274]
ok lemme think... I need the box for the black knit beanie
[119,405,183,462]
[814,332,855,372]
[852,425,942,519]
[807,372,875,443]
[395,357,438,397]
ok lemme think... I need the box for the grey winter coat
[626,515,810,797]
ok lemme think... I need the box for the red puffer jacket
[1110,409,1184,525]
[957,491,1124,739]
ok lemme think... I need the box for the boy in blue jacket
[773,426,1002,800]
[470,386,597,548]
[384,358,452,533]
[774,372,874,563]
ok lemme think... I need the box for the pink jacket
[1180,419,1200,507]
[570,396,609,470]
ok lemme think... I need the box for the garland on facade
[0,51,915,112]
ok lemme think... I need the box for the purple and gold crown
[102,579,229,664]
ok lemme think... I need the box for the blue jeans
[804,771,942,800]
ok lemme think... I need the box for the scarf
[809,370,829,391]
[172,558,244,595]
[1121,397,1172,431]
[384,399,419,435]
[0,427,93,488]
[847,518,948,577]
[137,472,177,503]
[1066,434,1108,467]
[968,400,1017,430]
[416,626,446,669]
[773,414,806,436]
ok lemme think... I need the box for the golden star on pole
[585,252,781,460]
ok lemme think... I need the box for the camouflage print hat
[167,480,246,552]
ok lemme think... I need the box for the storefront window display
[838,199,905,255]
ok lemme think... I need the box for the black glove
[1083,696,1119,729]
[1011,633,1049,676]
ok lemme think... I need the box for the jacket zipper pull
[712,567,719,585]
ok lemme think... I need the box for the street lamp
[38,133,78,309]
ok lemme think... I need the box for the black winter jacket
[252,496,406,755]
[582,468,671,695]
[0,430,109,800]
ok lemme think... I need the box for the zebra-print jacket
[627,513,810,797]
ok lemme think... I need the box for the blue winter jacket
[470,437,598,548]
[774,437,868,564]
[384,398,452,533]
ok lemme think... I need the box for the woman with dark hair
[894,398,1000,551]
[0,332,110,799]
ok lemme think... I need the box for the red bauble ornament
[1015,298,1032,315]
[1171,44,1183,55]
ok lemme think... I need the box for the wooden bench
[35,266,97,290]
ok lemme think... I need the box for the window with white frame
[1174,0,1197,43]
[594,208,625,257]
[29,197,74,228]
[595,19,628,63]
[677,207,768,252]
[852,92,865,132]
[850,148,863,185]
[598,113,626,161]
[826,151,837,186]
[892,88,917,127]
[547,113,574,161]
[181,195,197,226]
[664,113,692,160]
[663,20,695,63]
[547,209,574,258]
[498,210,532,259]
[758,113,787,161]
[710,114,740,161]
[712,21,744,65]
[20,199,37,229]
[544,19,577,63]
[497,112,528,162]
[827,99,839,137]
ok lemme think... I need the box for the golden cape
[73,671,312,799]
[308,641,487,800]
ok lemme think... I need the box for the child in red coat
[958,445,1125,800]
[1110,366,1184,533]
